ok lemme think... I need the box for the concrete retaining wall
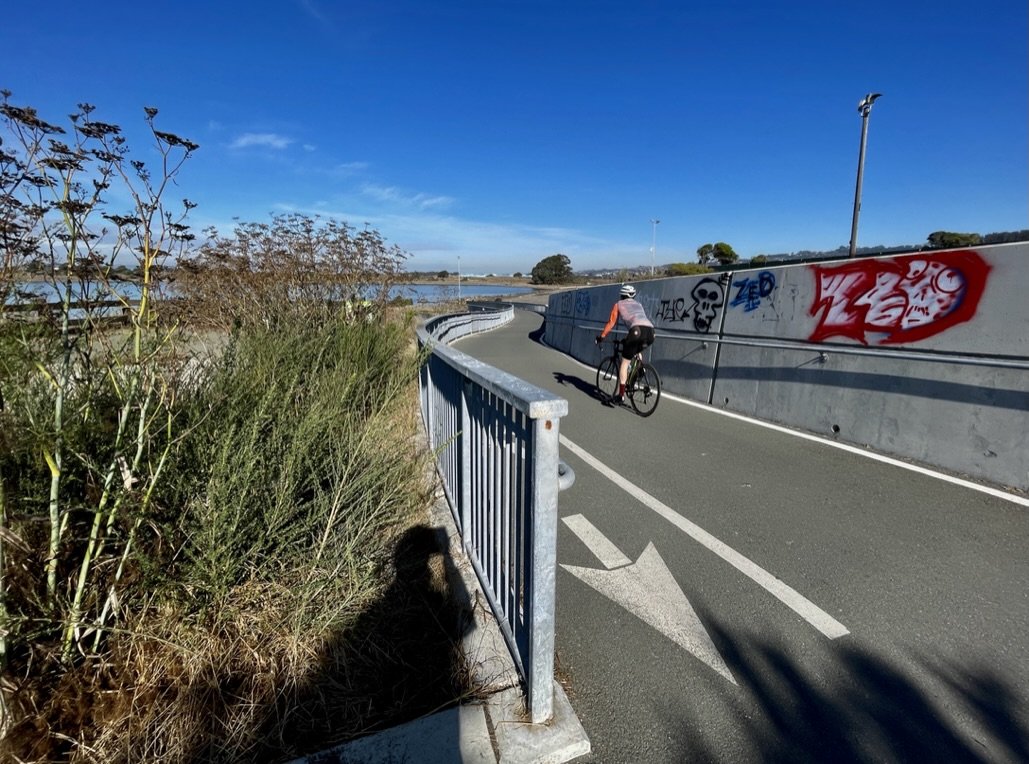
[545,243,1029,492]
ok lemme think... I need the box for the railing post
[527,415,559,723]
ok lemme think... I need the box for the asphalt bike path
[453,310,1029,763]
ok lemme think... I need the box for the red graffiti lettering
[808,251,990,345]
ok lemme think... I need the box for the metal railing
[417,306,569,723]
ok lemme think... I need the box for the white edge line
[560,434,851,640]
[660,390,1029,509]
[546,337,1029,509]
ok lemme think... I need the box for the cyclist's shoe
[611,393,624,405]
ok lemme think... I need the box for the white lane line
[560,434,851,640]
[562,514,633,569]
[661,392,1029,509]
[554,345,1029,509]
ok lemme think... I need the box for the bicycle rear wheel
[595,356,620,401]
[629,363,661,416]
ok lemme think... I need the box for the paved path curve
[456,310,1029,764]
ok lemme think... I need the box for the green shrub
[169,308,428,614]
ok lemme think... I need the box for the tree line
[528,229,1029,284]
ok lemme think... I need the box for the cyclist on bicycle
[595,284,655,404]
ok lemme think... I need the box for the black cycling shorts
[621,325,655,360]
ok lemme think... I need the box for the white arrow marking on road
[560,435,850,640]
[562,513,632,568]
[561,514,737,685]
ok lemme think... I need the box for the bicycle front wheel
[595,356,620,401]
[629,363,661,416]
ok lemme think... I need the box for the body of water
[391,283,534,302]
[7,281,534,306]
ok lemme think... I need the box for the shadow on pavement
[654,607,1029,763]
[553,371,609,405]
[527,320,547,345]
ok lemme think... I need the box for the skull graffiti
[689,278,725,332]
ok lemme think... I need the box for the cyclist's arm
[599,303,620,339]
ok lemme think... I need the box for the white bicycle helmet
[619,283,637,298]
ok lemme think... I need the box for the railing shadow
[660,607,1029,763]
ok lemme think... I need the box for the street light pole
[650,218,660,276]
[849,92,881,257]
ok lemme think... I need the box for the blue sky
[3,1,1026,274]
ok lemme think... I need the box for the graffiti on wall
[654,275,729,333]
[730,271,776,312]
[808,251,991,345]
[560,291,574,316]
[575,290,592,316]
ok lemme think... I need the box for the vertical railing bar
[495,397,505,618]
[520,414,531,651]
[459,375,471,536]
[491,397,501,605]
[503,405,513,627]
[471,386,482,559]
[503,401,514,625]
[498,401,508,622]
[513,409,526,638]
[477,389,487,562]
[479,392,489,586]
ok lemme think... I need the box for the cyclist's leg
[618,357,630,386]
[640,326,656,353]
[621,326,644,388]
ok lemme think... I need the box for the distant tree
[666,262,712,277]
[982,230,1029,245]
[436,270,448,279]
[927,231,982,249]
[512,271,523,278]
[530,254,573,284]
[750,255,768,266]
[697,242,738,266]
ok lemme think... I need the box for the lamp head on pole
[857,92,882,117]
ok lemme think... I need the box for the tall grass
[2,305,451,761]
[172,305,429,616]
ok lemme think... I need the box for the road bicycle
[595,338,661,416]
